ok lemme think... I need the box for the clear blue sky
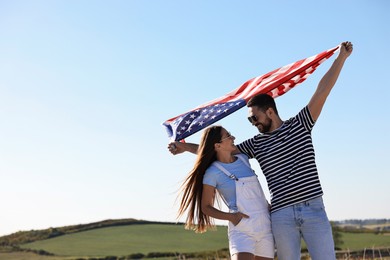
[1,0,389,236]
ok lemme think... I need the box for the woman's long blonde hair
[177,125,223,233]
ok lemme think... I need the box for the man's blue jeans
[271,197,336,260]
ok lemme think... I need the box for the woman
[177,125,274,260]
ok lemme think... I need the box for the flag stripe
[163,46,339,141]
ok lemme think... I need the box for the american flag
[163,45,340,142]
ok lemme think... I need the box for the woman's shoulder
[205,163,223,176]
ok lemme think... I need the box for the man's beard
[258,117,272,133]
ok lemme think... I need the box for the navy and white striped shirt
[237,106,323,213]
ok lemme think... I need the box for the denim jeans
[271,197,335,260]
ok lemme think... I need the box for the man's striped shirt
[237,106,323,213]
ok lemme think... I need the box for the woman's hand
[230,212,249,226]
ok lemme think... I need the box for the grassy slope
[0,252,75,260]
[340,232,390,251]
[20,224,229,257]
[12,223,390,258]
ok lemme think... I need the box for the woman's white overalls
[213,154,274,257]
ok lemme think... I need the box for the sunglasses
[219,132,233,142]
[247,115,258,124]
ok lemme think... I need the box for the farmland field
[0,252,75,260]
[339,232,390,251]
[0,223,388,259]
[20,224,229,257]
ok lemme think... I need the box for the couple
[168,41,353,260]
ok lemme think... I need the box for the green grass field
[20,224,229,257]
[0,252,75,260]
[8,223,390,259]
[340,232,390,251]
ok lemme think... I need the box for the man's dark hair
[247,93,278,115]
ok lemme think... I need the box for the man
[168,41,353,260]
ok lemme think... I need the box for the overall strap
[235,154,256,175]
[213,162,238,181]
[212,154,254,181]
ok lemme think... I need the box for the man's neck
[269,117,283,132]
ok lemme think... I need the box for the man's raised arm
[308,41,353,121]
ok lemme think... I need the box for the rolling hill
[1,218,390,260]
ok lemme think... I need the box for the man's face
[248,106,272,133]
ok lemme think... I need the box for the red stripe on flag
[163,45,339,141]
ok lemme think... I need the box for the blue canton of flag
[164,99,246,141]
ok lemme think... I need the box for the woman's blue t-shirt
[203,154,256,211]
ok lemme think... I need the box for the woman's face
[217,128,236,152]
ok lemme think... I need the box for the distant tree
[331,221,344,250]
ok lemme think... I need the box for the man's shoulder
[282,106,314,133]
[285,106,309,123]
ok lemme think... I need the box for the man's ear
[266,107,275,117]
[214,143,221,150]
